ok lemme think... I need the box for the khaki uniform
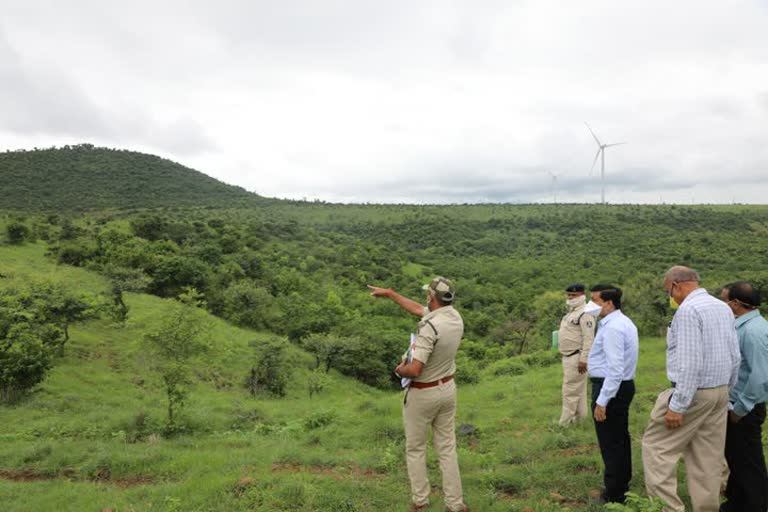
[558,302,595,425]
[404,305,465,512]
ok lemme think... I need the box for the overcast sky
[2,1,767,204]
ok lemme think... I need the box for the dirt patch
[271,462,384,480]
[0,468,154,488]
[0,469,55,482]
[557,443,598,456]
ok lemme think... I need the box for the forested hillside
[0,145,262,210]
[3,152,768,511]
[0,239,680,512]
[4,202,768,391]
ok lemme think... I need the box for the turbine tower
[585,122,626,204]
[547,170,567,204]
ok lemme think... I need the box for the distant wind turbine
[546,170,567,204]
[585,122,627,204]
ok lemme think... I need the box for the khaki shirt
[411,305,464,383]
[559,303,595,363]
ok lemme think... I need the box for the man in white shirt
[642,266,740,512]
[587,284,639,505]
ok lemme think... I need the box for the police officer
[558,283,596,426]
[368,277,468,512]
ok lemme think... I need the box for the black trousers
[723,402,768,512]
[591,378,635,503]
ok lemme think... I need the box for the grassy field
[0,242,725,511]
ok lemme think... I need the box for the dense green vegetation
[0,241,686,511]
[4,201,768,393]
[0,145,263,210]
[2,148,768,510]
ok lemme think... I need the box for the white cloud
[1,0,767,203]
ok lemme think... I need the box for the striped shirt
[667,288,741,413]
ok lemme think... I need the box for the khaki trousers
[559,353,588,426]
[403,379,464,512]
[641,386,729,512]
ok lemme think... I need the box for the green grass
[0,242,728,511]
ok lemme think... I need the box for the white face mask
[584,301,603,317]
[566,296,586,308]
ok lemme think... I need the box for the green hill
[0,241,721,511]
[0,144,262,210]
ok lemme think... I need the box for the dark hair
[724,281,760,309]
[590,283,623,310]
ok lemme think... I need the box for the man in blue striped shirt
[642,266,740,512]
[720,282,768,512]
[587,284,639,505]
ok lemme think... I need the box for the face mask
[668,283,679,310]
[584,301,603,317]
[566,296,585,308]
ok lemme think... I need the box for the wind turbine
[546,170,567,204]
[585,122,627,204]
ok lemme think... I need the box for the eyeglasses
[666,279,697,295]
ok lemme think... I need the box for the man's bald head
[664,265,701,304]
[664,266,700,283]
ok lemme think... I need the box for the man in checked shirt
[642,266,740,512]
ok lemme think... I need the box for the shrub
[6,222,31,244]
[307,368,329,398]
[246,336,290,397]
[303,410,336,430]
[0,324,52,402]
[605,493,664,512]
[455,357,481,385]
[518,350,559,368]
[489,358,527,377]
[55,239,99,266]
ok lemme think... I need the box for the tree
[149,256,209,298]
[246,336,290,397]
[0,291,56,402]
[489,317,536,355]
[303,333,345,372]
[27,281,100,345]
[104,266,150,325]
[144,289,211,432]
[221,280,280,330]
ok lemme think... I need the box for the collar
[680,287,707,306]
[598,309,622,327]
[422,304,454,322]
[735,309,761,329]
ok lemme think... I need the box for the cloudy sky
[2,1,767,204]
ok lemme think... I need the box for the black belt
[591,377,634,383]
[562,349,581,357]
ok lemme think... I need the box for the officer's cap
[565,283,586,293]
[423,276,455,303]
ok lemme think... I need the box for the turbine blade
[589,148,601,175]
[584,122,602,146]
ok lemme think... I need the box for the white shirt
[667,288,740,413]
[588,310,639,407]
